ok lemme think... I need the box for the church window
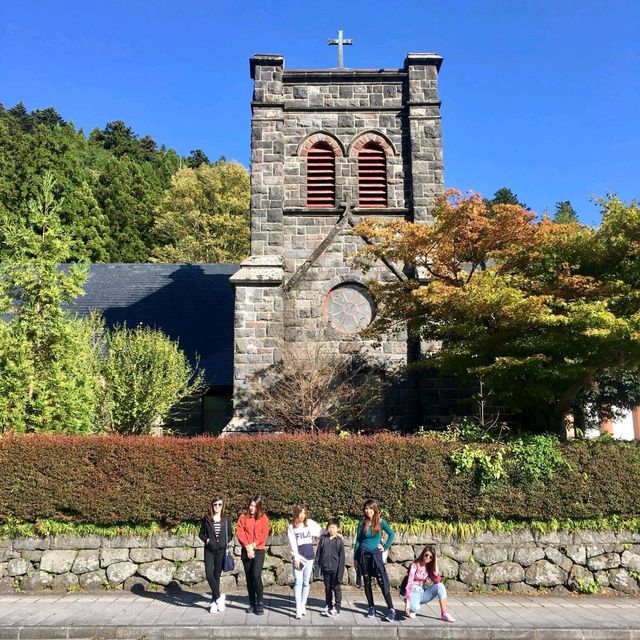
[306,142,336,208]
[323,283,375,334]
[358,142,387,207]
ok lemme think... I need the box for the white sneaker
[295,608,303,619]
[209,600,218,613]
[216,595,226,612]
[321,606,331,616]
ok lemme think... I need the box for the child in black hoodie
[315,518,346,616]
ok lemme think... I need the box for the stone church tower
[226,51,445,432]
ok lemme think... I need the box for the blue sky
[1,0,638,223]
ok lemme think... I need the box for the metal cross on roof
[328,30,352,69]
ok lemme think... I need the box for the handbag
[222,520,235,572]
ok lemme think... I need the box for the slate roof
[68,264,239,386]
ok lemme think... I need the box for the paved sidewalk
[0,590,639,639]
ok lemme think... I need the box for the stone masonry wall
[2,529,639,595]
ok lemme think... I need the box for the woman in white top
[287,504,324,619]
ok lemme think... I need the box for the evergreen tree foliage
[553,200,579,224]
[0,174,102,433]
[0,103,227,263]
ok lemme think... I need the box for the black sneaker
[255,603,264,616]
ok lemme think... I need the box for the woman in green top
[354,499,396,621]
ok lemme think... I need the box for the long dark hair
[206,495,226,523]
[291,503,308,527]
[417,545,438,574]
[245,495,264,519]
[363,499,381,534]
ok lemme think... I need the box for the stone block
[0,549,18,562]
[385,562,408,587]
[137,560,176,585]
[513,546,545,566]
[12,537,49,551]
[220,575,236,592]
[545,547,573,572]
[20,570,53,591]
[174,560,205,584]
[276,563,293,586]
[21,551,43,563]
[268,545,289,559]
[587,553,620,571]
[525,560,568,586]
[621,550,640,572]
[438,556,459,579]
[162,547,194,562]
[130,548,162,563]
[50,535,101,550]
[72,550,100,574]
[7,558,31,577]
[472,545,510,566]
[443,579,467,593]
[574,530,617,544]
[51,572,79,592]
[100,548,130,567]
[106,562,138,585]
[485,562,525,585]
[509,582,536,593]
[79,569,106,590]
[564,545,587,565]
[40,550,77,574]
[388,544,414,563]
[569,564,594,590]
[263,554,282,570]
[195,548,204,561]
[459,562,484,586]
[439,544,472,564]
[608,568,639,594]
[262,570,276,587]
[124,576,149,592]
[0,576,14,592]
[150,533,196,548]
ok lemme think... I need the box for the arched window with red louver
[306,142,336,208]
[358,142,387,208]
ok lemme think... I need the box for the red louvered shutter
[358,142,387,207]
[307,142,335,208]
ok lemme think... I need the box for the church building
[226,49,452,432]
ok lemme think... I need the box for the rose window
[322,284,375,334]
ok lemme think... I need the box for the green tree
[553,200,579,224]
[99,324,204,435]
[151,161,250,263]
[0,174,101,433]
[185,149,210,168]
[487,187,529,210]
[355,191,640,435]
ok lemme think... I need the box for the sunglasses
[213,501,223,507]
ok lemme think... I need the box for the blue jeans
[409,583,447,613]
[293,559,314,610]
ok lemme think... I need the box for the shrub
[99,325,204,435]
[1,434,639,526]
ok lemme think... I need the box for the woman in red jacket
[236,495,270,615]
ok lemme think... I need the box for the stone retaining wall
[1,529,640,595]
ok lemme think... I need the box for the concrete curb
[2,627,640,640]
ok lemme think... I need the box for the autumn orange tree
[355,191,640,435]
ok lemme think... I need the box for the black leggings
[204,548,225,600]
[241,549,265,606]
[361,552,393,609]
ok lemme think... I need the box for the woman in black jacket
[198,495,233,613]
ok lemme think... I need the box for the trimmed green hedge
[1,434,639,525]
